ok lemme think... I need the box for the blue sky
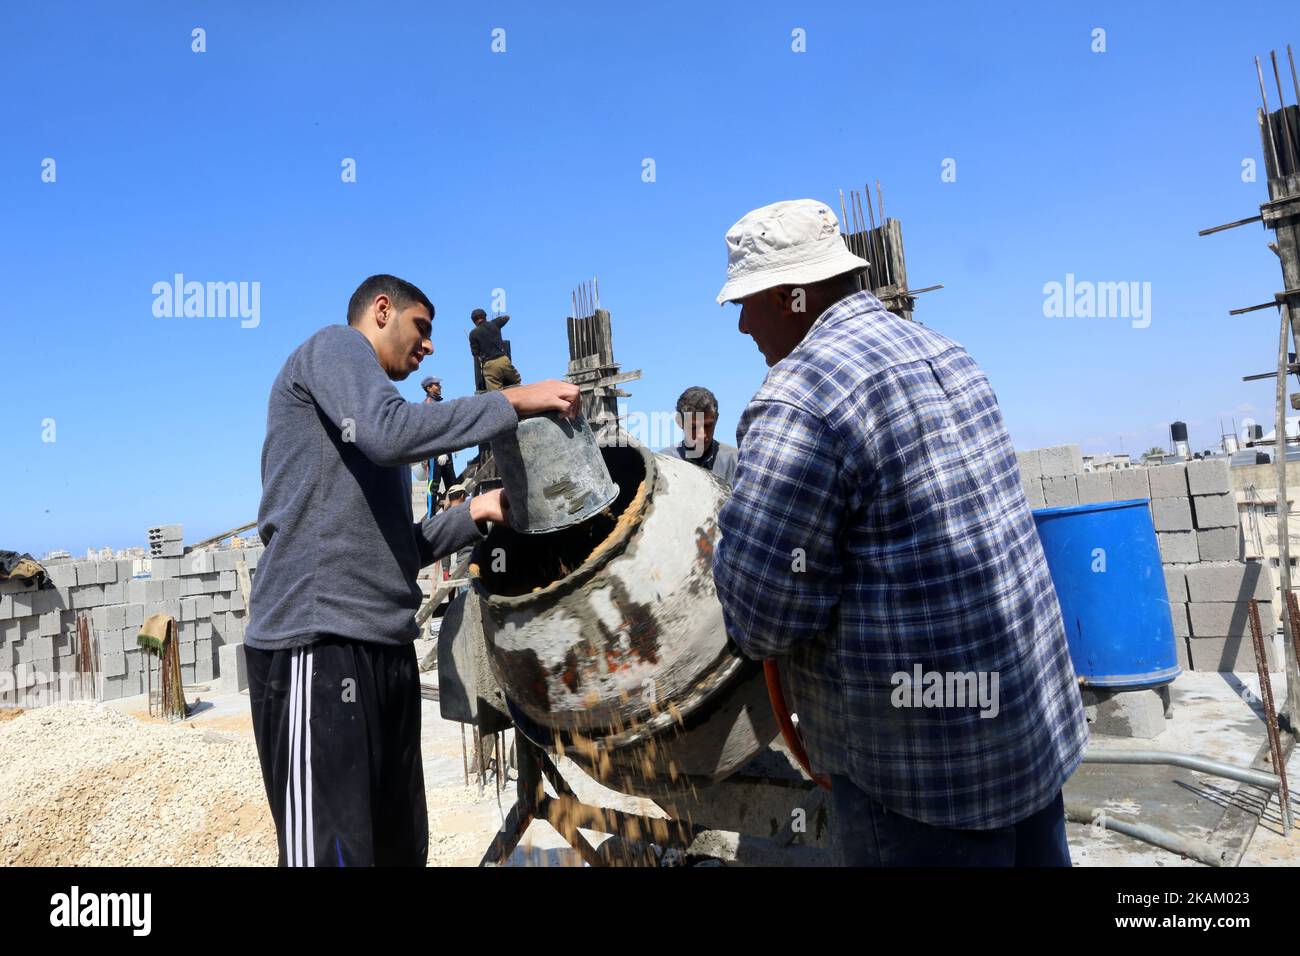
[1,1,1294,556]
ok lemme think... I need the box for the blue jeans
[830,777,1072,867]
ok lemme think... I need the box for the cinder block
[116,559,134,581]
[244,548,261,570]
[101,582,125,605]
[0,594,11,620]
[1076,472,1114,504]
[1016,450,1043,482]
[95,561,117,585]
[183,551,214,576]
[1192,493,1238,530]
[127,579,148,604]
[1038,444,1084,478]
[229,588,245,612]
[47,564,76,588]
[1157,531,1199,564]
[1152,497,1193,531]
[195,619,213,641]
[101,653,126,678]
[144,579,165,603]
[1111,468,1151,501]
[1186,458,1232,496]
[217,642,248,692]
[1082,686,1169,738]
[10,590,36,616]
[1042,475,1079,507]
[38,611,61,637]
[124,603,145,629]
[1147,463,1189,499]
[1164,567,1188,603]
[1196,527,1241,562]
[203,573,223,594]
[195,595,213,618]
[1187,601,1268,638]
[213,593,230,613]
[1190,635,1278,672]
[1184,562,1272,603]
[163,579,182,602]
[213,550,238,573]
[106,604,126,630]
[73,562,98,586]
[181,576,202,596]
[219,570,236,591]
[1022,477,1046,509]
[180,598,197,622]
[195,654,214,683]
[1169,601,1189,638]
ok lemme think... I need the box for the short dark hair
[346,274,434,326]
[470,308,487,322]
[676,386,719,419]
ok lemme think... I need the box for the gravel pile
[0,702,277,866]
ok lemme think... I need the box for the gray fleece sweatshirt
[246,324,518,650]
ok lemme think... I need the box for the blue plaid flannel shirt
[713,291,1087,830]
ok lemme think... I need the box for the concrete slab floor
[98,669,1300,867]
[1066,670,1300,867]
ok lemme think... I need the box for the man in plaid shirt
[712,199,1088,866]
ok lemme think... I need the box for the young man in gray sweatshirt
[245,273,578,867]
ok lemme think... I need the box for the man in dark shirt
[246,273,578,866]
[468,308,521,391]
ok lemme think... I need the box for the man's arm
[414,503,484,567]
[303,327,517,467]
[493,314,510,328]
[712,400,847,660]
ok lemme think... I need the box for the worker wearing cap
[246,273,579,867]
[710,200,1087,866]
[420,375,443,403]
[417,376,457,508]
[469,308,521,391]
[660,386,739,487]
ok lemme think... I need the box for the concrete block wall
[1017,449,1268,673]
[0,544,260,707]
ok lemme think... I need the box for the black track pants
[245,637,428,867]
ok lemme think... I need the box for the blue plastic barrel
[1031,498,1180,687]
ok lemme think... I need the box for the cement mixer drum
[469,443,779,795]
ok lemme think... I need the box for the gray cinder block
[213,550,238,573]
[1022,478,1046,509]
[48,564,76,589]
[1186,458,1232,496]
[101,582,125,605]
[127,579,148,604]
[1157,531,1199,564]
[1196,527,1241,562]
[1190,635,1277,672]
[244,548,262,570]
[106,604,126,630]
[183,551,214,576]
[1082,686,1169,738]
[219,570,236,591]
[180,598,197,622]
[1017,450,1043,482]
[195,595,213,618]
[195,655,214,683]
[1184,562,1272,603]
[1038,444,1085,478]
[1076,472,1114,504]
[1111,468,1151,501]
[196,619,213,641]
[1152,497,1193,531]
[1042,475,1079,507]
[95,561,117,585]
[213,593,229,613]
[1191,492,1238,530]
[1169,601,1189,637]
[125,602,145,629]
[217,642,248,693]
[1147,463,1188,499]
[229,588,245,612]
[1186,601,1268,638]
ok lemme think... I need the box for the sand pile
[0,702,276,866]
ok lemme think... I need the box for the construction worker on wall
[709,200,1087,867]
[245,273,579,866]
[469,308,522,391]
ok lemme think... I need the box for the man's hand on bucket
[469,488,509,527]
[504,379,582,420]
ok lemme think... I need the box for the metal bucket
[491,412,619,534]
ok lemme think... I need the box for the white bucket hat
[716,199,870,305]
